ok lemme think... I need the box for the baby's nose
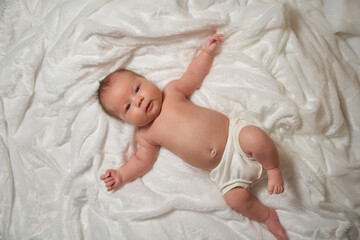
[135,95,144,107]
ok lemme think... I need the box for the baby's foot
[267,167,284,194]
[265,208,287,240]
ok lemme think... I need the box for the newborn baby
[98,33,287,240]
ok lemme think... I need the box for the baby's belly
[178,143,226,170]
[162,115,229,170]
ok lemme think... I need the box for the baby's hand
[203,33,224,56]
[100,169,123,191]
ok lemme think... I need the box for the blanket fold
[1,0,359,239]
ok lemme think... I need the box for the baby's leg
[224,187,287,240]
[238,125,284,194]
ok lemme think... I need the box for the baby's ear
[111,113,123,122]
[106,113,124,124]
[114,114,126,124]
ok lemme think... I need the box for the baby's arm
[100,133,159,191]
[171,33,224,97]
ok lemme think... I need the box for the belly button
[210,148,217,158]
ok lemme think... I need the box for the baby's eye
[126,104,131,111]
[135,86,140,93]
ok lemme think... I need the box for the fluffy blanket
[1,0,359,239]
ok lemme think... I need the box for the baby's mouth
[146,101,153,112]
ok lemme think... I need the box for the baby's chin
[131,114,159,127]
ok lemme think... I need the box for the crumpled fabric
[1,0,359,239]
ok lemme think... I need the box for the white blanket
[1,0,360,239]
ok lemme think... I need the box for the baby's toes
[274,185,284,194]
[268,184,275,195]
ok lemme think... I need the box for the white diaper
[210,118,263,194]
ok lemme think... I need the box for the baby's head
[98,69,163,127]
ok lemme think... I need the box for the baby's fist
[100,169,123,191]
[204,33,224,55]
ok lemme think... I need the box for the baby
[98,33,287,240]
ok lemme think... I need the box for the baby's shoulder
[137,127,158,147]
[163,80,178,92]
[163,80,186,98]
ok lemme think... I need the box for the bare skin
[99,33,287,240]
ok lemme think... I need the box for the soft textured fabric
[1,0,360,239]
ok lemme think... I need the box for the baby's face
[102,71,163,126]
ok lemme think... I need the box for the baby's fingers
[211,33,224,39]
[212,36,224,43]
[100,170,111,180]
[213,33,224,38]
[106,180,115,188]
[104,177,113,183]
[209,42,217,52]
[206,36,223,49]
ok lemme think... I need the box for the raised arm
[171,33,224,97]
[100,133,159,191]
